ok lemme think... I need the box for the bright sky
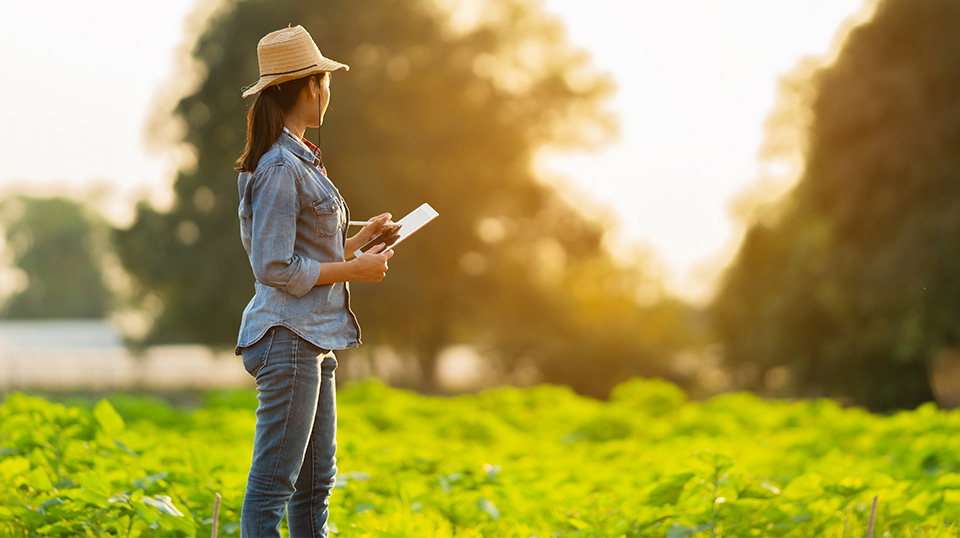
[538,0,868,300]
[0,0,867,302]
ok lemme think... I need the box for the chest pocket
[312,194,344,238]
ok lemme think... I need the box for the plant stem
[212,492,221,538]
[711,468,720,538]
[866,495,878,538]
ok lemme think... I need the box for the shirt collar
[280,128,326,172]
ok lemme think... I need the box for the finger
[366,243,386,254]
[372,214,392,233]
[383,249,395,260]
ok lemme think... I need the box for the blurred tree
[0,196,111,319]
[712,0,960,410]
[117,0,692,394]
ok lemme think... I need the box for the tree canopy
[116,0,691,395]
[1,196,112,319]
[712,0,960,409]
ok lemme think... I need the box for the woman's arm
[317,243,394,285]
[248,164,323,297]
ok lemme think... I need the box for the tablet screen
[354,203,439,257]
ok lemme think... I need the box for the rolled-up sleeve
[248,164,322,297]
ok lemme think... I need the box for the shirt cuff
[284,256,322,297]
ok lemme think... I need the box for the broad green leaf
[94,400,125,437]
[77,488,109,505]
[132,472,168,490]
[52,477,76,489]
[142,495,185,517]
[937,473,960,489]
[40,497,65,511]
[826,476,867,497]
[0,505,22,520]
[0,456,29,480]
[109,493,132,504]
[156,512,196,533]
[632,514,678,534]
[77,471,113,503]
[114,439,139,457]
[131,499,156,525]
[738,479,781,499]
[697,451,734,474]
[27,467,53,492]
[36,521,84,535]
[647,472,695,506]
[904,490,937,515]
[477,498,500,520]
[764,518,804,537]
[782,474,824,500]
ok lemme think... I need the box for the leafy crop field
[2,378,960,537]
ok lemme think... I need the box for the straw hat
[242,25,349,98]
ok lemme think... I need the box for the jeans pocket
[241,327,276,377]
[312,195,341,238]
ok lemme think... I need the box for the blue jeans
[240,325,338,538]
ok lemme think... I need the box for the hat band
[261,64,318,77]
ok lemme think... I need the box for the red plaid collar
[301,135,321,155]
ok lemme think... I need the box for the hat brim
[242,59,349,98]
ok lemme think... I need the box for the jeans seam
[247,327,276,378]
[310,437,319,536]
[266,329,295,495]
[259,327,276,377]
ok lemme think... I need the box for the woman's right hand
[350,243,394,282]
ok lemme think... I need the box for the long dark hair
[236,73,325,172]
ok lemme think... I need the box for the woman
[234,25,393,537]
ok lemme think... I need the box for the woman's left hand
[358,213,393,242]
[346,213,394,256]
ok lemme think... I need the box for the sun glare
[538,0,871,301]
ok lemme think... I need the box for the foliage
[712,0,960,409]
[114,0,692,395]
[3,379,960,536]
[0,196,112,319]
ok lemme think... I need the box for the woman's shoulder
[257,140,297,168]
[252,142,303,180]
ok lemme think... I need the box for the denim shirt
[235,131,361,354]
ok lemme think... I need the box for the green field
[1,378,959,537]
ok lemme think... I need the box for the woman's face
[315,73,331,127]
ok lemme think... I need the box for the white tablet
[354,203,439,258]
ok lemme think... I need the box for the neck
[283,120,306,141]
[283,104,309,140]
